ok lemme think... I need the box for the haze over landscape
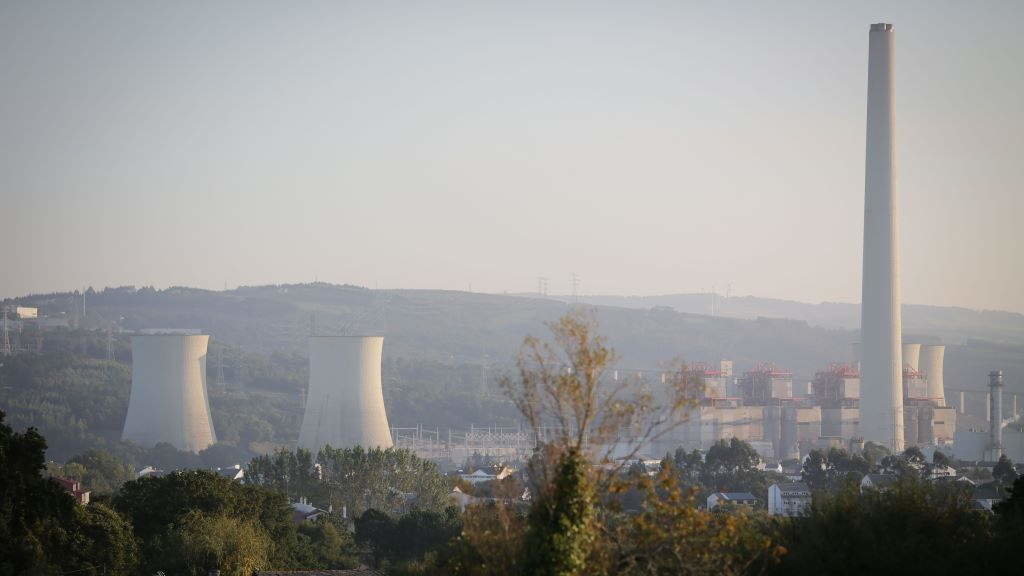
[3,3,1024,575]
[2,0,1023,312]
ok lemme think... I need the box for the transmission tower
[536,276,549,296]
[1,307,11,356]
[217,346,226,386]
[106,328,114,361]
[571,273,580,303]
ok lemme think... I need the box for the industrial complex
[28,23,1011,469]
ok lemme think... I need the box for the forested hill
[10,283,1023,390]
[548,293,1024,346]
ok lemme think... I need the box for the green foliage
[0,352,130,460]
[671,439,784,503]
[992,454,1017,485]
[801,448,870,492]
[356,507,462,567]
[602,466,781,576]
[771,479,991,575]
[56,449,135,494]
[70,503,139,576]
[113,469,306,574]
[150,510,271,576]
[0,411,137,576]
[297,517,359,570]
[860,441,890,468]
[994,475,1024,562]
[523,448,597,576]
[249,446,451,519]
[246,448,320,502]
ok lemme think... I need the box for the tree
[0,411,138,576]
[932,449,951,468]
[298,517,359,569]
[496,310,701,575]
[772,479,990,575]
[523,447,597,576]
[151,510,271,576]
[70,502,139,576]
[993,475,1024,566]
[0,410,79,575]
[62,449,135,494]
[993,454,1017,486]
[316,445,450,518]
[602,466,781,576]
[801,450,828,491]
[860,441,890,468]
[355,508,398,562]
[114,469,304,574]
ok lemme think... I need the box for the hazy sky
[2,1,1022,312]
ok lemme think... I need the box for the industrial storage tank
[902,343,921,372]
[920,345,946,406]
[298,336,393,452]
[122,334,217,452]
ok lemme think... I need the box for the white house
[460,466,515,485]
[860,473,897,493]
[768,482,811,517]
[707,492,758,511]
[290,497,328,523]
[216,464,245,481]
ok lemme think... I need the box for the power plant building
[859,23,905,453]
[122,334,217,452]
[298,336,394,453]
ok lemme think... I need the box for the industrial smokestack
[901,343,921,372]
[122,334,217,452]
[920,345,946,406]
[988,370,1004,460]
[298,336,393,452]
[859,23,904,453]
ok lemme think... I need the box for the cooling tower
[122,334,216,452]
[298,336,393,452]
[902,343,921,372]
[920,345,946,406]
[859,23,905,453]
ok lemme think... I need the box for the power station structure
[859,23,905,453]
[298,336,394,453]
[121,333,217,452]
[920,345,946,406]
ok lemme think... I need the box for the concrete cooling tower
[122,334,217,452]
[902,343,921,372]
[298,336,393,452]
[920,345,946,406]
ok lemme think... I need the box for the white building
[768,482,811,517]
[860,473,897,493]
[216,464,245,481]
[707,492,758,511]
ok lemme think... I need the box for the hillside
[552,293,1024,346]
[10,283,1023,390]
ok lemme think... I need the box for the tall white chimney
[859,23,905,453]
